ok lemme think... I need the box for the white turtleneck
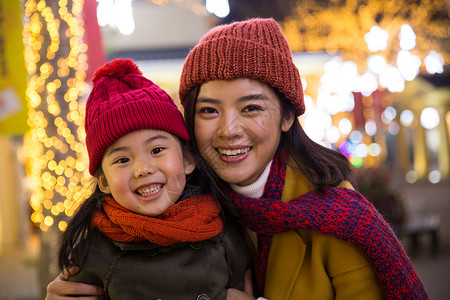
[229,160,272,198]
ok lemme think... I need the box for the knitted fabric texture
[229,153,428,299]
[85,58,189,175]
[179,18,305,116]
[92,195,223,246]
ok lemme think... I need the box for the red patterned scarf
[92,194,223,246]
[229,152,428,299]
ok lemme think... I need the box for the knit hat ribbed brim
[179,18,305,116]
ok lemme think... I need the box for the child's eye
[242,105,263,112]
[151,147,164,155]
[114,157,130,164]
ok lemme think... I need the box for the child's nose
[134,160,155,177]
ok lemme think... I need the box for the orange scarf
[92,195,223,246]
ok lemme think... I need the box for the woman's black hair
[183,83,351,200]
[277,91,351,190]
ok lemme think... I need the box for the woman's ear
[281,109,295,132]
[184,153,197,175]
[97,173,111,194]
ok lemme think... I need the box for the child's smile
[135,183,163,197]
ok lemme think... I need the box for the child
[179,18,428,299]
[57,58,252,299]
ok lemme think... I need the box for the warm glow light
[406,170,418,183]
[382,107,397,124]
[400,110,414,127]
[365,26,389,52]
[397,50,421,81]
[424,51,444,74]
[428,170,441,184]
[365,120,377,136]
[23,0,90,231]
[367,54,386,74]
[349,131,363,143]
[96,0,135,35]
[399,24,416,51]
[388,121,400,135]
[368,143,381,156]
[325,126,340,143]
[206,0,230,18]
[303,108,332,143]
[338,118,352,135]
[354,71,378,96]
[355,144,369,157]
[379,65,405,93]
[420,107,440,129]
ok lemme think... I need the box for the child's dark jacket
[70,194,252,300]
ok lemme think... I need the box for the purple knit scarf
[229,153,428,299]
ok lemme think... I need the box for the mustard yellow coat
[262,164,385,300]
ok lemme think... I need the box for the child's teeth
[136,184,162,196]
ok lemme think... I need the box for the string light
[23,0,91,232]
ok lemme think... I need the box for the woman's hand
[226,289,256,300]
[45,267,103,300]
[226,269,256,300]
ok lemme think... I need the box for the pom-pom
[92,58,142,83]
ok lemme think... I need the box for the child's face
[98,129,195,216]
[194,78,294,186]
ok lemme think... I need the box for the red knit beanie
[179,18,305,116]
[85,58,189,175]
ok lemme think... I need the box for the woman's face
[194,78,294,186]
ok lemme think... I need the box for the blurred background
[0,0,449,299]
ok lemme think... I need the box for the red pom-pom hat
[85,58,189,175]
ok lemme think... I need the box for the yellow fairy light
[58,221,68,231]
[44,216,54,226]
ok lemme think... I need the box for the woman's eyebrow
[238,93,270,101]
[197,93,270,103]
[196,97,220,104]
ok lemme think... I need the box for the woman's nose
[217,112,242,139]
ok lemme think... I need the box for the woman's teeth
[217,147,251,157]
[136,184,162,196]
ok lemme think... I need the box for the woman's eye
[198,107,218,114]
[151,147,164,155]
[243,105,262,112]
